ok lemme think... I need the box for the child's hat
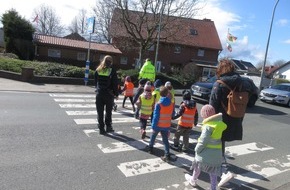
[182,90,191,100]
[125,76,131,82]
[144,83,152,91]
[200,104,216,119]
[165,81,171,87]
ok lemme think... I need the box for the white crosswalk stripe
[49,93,287,189]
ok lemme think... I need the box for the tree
[68,9,87,34]
[33,4,64,36]
[1,9,35,60]
[92,0,115,43]
[273,59,285,67]
[94,0,201,65]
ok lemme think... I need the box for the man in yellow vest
[138,58,156,82]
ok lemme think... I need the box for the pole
[154,3,164,69]
[84,33,92,86]
[259,0,280,91]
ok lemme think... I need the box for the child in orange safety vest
[146,86,175,162]
[171,90,198,152]
[122,76,135,112]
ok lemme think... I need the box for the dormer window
[174,45,181,53]
[190,28,198,35]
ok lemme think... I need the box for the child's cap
[200,104,216,119]
[144,84,152,91]
[154,79,162,88]
[182,90,191,100]
[139,78,147,86]
[165,81,171,87]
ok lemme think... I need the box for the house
[33,34,122,70]
[109,9,222,74]
[270,61,290,80]
[196,58,259,81]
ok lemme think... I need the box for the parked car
[190,76,259,107]
[259,83,290,107]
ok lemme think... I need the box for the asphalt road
[1,78,290,190]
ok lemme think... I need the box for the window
[120,56,128,65]
[197,49,205,57]
[174,46,181,53]
[48,49,61,58]
[190,28,198,35]
[77,52,86,61]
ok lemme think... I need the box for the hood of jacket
[158,96,171,106]
[219,72,243,89]
[202,113,223,124]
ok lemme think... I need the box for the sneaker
[217,171,236,187]
[160,155,170,162]
[145,146,153,154]
[141,130,146,139]
[113,104,117,111]
[185,173,197,187]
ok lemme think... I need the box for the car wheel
[287,100,290,107]
[247,95,257,107]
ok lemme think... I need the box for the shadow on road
[246,105,287,115]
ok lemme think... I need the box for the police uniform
[95,67,118,134]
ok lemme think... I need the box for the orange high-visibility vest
[178,105,197,128]
[124,81,134,97]
[157,103,173,128]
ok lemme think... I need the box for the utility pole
[259,0,280,91]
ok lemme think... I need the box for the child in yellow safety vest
[122,76,135,112]
[171,90,198,152]
[135,83,155,139]
[185,104,232,190]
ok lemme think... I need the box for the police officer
[138,58,156,82]
[95,55,119,135]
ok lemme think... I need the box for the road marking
[117,153,193,177]
[50,94,95,98]
[117,142,273,177]
[66,109,134,115]
[54,98,95,102]
[74,118,138,125]
[225,142,274,157]
[97,140,164,153]
[232,154,290,187]
[59,104,95,108]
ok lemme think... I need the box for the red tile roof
[33,34,122,54]
[110,9,222,50]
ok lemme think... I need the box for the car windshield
[206,76,217,83]
[271,84,290,92]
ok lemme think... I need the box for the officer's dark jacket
[94,67,119,97]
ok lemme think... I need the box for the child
[146,86,174,162]
[122,76,135,112]
[135,83,155,139]
[152,79,162,103]
[171,90,198,152]
[185,104,230,190]
[113,81,122,111]
[165,81,175,104]
[133,78,148,119]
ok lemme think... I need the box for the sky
[1,0,289,66]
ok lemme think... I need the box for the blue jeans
[149,129,170,156]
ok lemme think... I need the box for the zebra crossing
[50,93,290,189]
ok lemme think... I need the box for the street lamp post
[259,0,280,91]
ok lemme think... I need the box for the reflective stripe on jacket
[124,81,134,97]
[140,95,154,116]
[178,106,197,128]
[198,121,226,149]
[157,103,173,128]
[97,68,112,89]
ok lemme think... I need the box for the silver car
[259,83,290,107]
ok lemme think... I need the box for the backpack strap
[216,80,234,112]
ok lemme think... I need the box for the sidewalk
[0,77,184,95]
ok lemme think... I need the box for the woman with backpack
[209,58,249,162]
